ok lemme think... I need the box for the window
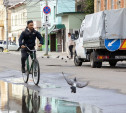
[80,31,83,38]
[15,15,17,26]
[105,0,107,10]
[97,0,101,12]
[77,5,81,12]
[111,0,114,9]
[117,0,121,8]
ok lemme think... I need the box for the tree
[84,0,94,14]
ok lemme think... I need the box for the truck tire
[74,53,82,66]
[90,52,98,68]
[109,61,117,67]
[96,62,102,68]
[0,48,3,52]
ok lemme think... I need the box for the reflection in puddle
[0,80,102,113]
[0,81,81,113]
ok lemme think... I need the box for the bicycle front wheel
[32,59,40,85]
[22,59,29,83]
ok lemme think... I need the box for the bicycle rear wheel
[22,59,29,83]
[32,59,40,85]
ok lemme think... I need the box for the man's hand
[21,45,26,48]
[38,44,42,47]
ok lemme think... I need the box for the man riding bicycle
[19,20,44,73]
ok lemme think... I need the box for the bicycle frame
[26,50,36,73]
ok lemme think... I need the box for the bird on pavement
[61,58,64,60]
[56,56,60,58]
[62,72,89,93]
[67,56,69,58]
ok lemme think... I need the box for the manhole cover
[46,65,61,66]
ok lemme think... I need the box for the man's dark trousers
[69,45,73,58]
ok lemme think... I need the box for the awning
[40,24,65,34]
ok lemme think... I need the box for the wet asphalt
[0,53,126,113]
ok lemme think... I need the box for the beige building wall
[0,0,11,41]
[0,0,4,40]
[10,3,27,44]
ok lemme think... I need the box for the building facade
[57,12,85,54]
[94,0,126,12]
[40,0,75,52]
[0,0,11,42]
[0,0,5,41]
[10,1,42,46]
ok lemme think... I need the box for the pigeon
[61,58,64,60]
[56,56,60,58]
[47,56,50,58]
[62,72,88,93]
[65,60,67,63]
[67,56,69,58]
[42,56,44,58]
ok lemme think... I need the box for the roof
[8,0,24,6]
[41,24,65,34]
[9,2,25,9]
[56,12,85,17]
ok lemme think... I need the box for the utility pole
[4,0,8,49]
[45,0,48,55]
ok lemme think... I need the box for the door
[50,34,56,52]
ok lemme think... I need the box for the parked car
[0,41,20,52]
[0,40,3,44]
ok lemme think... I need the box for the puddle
[0,80,82,113]
[0,80,104,113]
[1,70,126,113]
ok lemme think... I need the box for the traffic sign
[43,6,51,15]
[120,40,126,50]
[44,15,49,23]
[104,39,121,51]
[42,23,51,27]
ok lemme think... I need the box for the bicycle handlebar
[25,46,36,52]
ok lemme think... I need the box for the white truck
[74,8,126,68]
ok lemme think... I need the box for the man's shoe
[22,67,25,73]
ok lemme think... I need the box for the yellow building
[0,0,11,41]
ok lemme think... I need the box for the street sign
[44,15,49,23]
[43,6,51,15]
[42,23,51,27]
[104,39,121,51]
[120,40,126,50]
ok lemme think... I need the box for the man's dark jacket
[19,28,44,49]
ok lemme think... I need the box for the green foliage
[84,0,94,14]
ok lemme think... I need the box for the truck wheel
[109,61,117,67]
[90,52,98,68]
[74,54,82,66]
[96,62,102,68]
[0,48,3,52]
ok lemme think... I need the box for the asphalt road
[0,52,126,113]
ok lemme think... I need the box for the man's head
[27,20,34,30]
[68,33,71,37]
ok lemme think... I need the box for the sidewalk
[2,51,72,60]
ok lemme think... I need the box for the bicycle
[22,46,40,85]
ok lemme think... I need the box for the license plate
[115,56,126,59]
